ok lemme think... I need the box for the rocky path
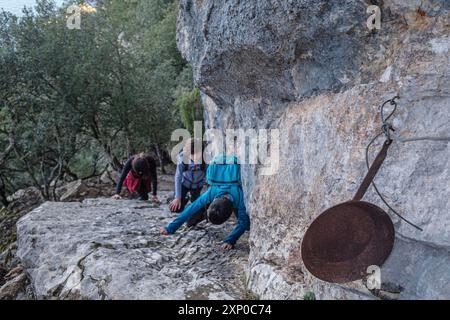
[14,192,250,300]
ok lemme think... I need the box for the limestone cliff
[177,0,450,299]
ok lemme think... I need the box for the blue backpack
[206,154,241,186]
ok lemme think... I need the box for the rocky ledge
[15,192,250,300]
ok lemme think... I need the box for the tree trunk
[155,145,166,174]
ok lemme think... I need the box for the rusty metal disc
[301,201,395,283]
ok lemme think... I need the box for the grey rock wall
[177,0,450,299]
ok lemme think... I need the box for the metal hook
[380,96,399,141]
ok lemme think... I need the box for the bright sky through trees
[0,0,64,16]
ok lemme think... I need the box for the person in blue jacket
[160,154,250,250]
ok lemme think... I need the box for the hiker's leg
[190,188,202,202]
[186,188,207,227]
[137,182,149,201]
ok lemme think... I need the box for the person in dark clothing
[112,153,160,203]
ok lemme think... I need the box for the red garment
[123,171,152,194]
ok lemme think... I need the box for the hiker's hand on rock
[222,243,234,251]
[169,198,181,211]
[152,195,161,204]
[111,194,122,200]
[160,227,169,235]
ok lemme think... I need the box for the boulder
[6,187,44,216]
[57,173,174,202]
[57,179,115,202]
[16,192,249,300]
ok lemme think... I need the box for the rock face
[177,1,450,299]
[16,192,249,300]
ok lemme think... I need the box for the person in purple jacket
[169,139,207,226]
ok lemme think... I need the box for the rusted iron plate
[301,201,395,283]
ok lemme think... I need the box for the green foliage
[303,292,316,300]
[176,88,203,134]
[0,0,194,199]
[69,143,106,179]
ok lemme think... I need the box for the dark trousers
[129,181,150,201]
[137,182,150,201]
[176,185,206,227]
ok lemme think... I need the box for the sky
[0,0,65,16]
